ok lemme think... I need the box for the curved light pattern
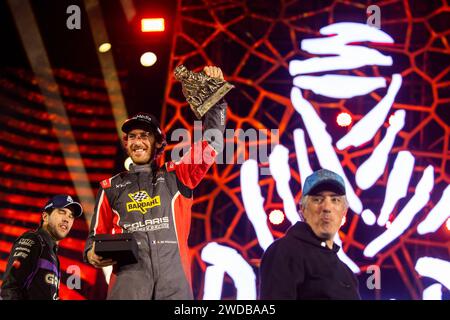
[361,209,376,226]
[294,75,386,99]
[201,242,257,300]
[241,160,274,250]
[336,112,352,127]
[364,166,434,257]
[422,284,443,300]
[334,233,360,273]
[203,266,226,300]
[417,185,450,234]
[291,87,363,213]
[269,210,285,225]
[378,151,415,226]
[269,145,300,224]
[388,114,397,126]
[415,257,450,290]
[8,0,96,220]
[336,74,402,150]
[293,129,313,189]
[355,110,405,190]
[290,22,393,75]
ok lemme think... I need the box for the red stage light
[141,18,165,32]
[269,210,285,225]
[336,112,352,127]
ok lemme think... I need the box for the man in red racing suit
[84,66,227,299]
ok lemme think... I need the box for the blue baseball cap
[43,195,83,217]
[303,169,346,196]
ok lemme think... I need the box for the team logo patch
[166,161,176,172]
[101,179,111,189]
[126,191,161,214]
[45,273,59,287]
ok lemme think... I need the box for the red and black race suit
[84,100,226,299]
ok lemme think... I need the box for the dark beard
[46,223,64,241]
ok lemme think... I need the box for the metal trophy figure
[174,65,234,119]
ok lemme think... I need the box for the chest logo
[126,191,161,214]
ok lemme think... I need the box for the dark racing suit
[84,101,227,299]
[1,228,60,300]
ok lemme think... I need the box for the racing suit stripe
[84,188,113,261]
[93,189,113,235]
[174,140,217,189]
[112,209,122,235]
[171,191,193,286]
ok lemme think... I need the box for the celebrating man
[84,66,227,299]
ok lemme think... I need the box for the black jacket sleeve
[169,99,228,190]
[203,99,227,152]
[259,241,304,300]
[0,233,42,300]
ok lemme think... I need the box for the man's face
[126,129,160,165]
[302,191,348,241]
[43,208,75,241]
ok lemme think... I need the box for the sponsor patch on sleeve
[166,161,176,172]
[101,179,111,189]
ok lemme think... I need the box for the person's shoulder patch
[100,179,111,189]
[166,161,176,172]
[17,232,39,245]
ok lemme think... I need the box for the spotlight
[140,52,157,67]
[446,218,450,232]
[98,42,111,53]
[141,18,165,32]
[269,210,285,225]
[337,112,352,127]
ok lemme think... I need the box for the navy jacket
[260,222,360,300]
[1,228,60,300]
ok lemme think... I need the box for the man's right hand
[87,243,117,268]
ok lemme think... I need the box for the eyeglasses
[127,132,152,141]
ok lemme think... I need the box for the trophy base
[94,233,138,266]
[191,82,234,119]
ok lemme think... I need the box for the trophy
[174,65,234,119]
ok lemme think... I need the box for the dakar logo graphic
[126,191,161,214]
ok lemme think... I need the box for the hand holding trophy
[174,65,234,119]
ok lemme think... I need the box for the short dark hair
[39,209,53,228]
